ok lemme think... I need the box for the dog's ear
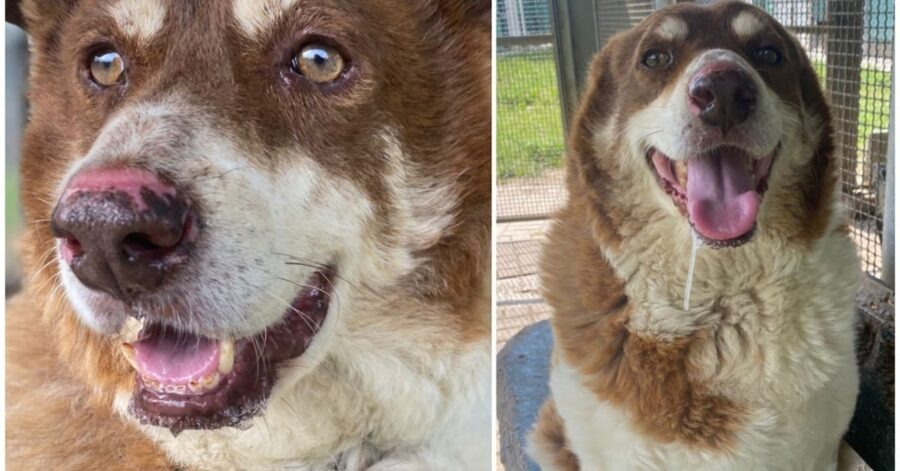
[6,0,77,35]
[798,64,831,122]
[568,34,626,181]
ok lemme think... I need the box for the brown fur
[7,0,489,467]
[6,296,171,470]
[539,0,836,456]
[529,399,580,471]
[541,203,745,450]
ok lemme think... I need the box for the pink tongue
[686,152,760,241]
[133,333,219,385]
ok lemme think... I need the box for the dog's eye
[641,50,672,69]
[753,46,781,65]
[291,43,346,83]
[89,50,125,87]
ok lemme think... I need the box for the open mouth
[648,145,777,248]
[120,269,334,435]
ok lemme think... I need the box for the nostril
[121,213,193,263]
[691,87,714,107]
[59,235,85,264]
[121,233,173,262]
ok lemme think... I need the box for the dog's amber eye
[753,46,781,65]
[89,50,125,87]
[641,50,672,69]
[292,43,346,83]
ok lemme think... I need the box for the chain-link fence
[753,0,894,299]
[497,0,567,221]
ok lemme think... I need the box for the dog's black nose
[688,66,757,135]
[51,167,195,301]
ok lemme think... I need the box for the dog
[6,1,491,469]
[528,2,860,470]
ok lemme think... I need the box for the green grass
[813,61,892,152]
[498,52,892,180]
[497,52,566,179]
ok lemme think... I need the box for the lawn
[497,49,566,179]
[498,52,892,180]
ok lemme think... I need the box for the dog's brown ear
[6,0,77,35]
[798,65,831,121]
[567,34,627,183]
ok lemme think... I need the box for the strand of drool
[683,230,701,311]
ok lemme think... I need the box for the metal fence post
[550,0,579,133]
[881,70,894,287]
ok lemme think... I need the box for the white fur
[108,0,165,41]
[116,343,491,470]
[232,0,300,37]
[534,25,860,471]
[628,49,783,163]
[538,183,860,468]
[655,17,688,42]
[732,11,766,41]
[58,98,490,469]
[381,131,460,252]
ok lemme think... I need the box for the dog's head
[14,0,489,434]
[570,1,835,250]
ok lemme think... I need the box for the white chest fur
[552,226,861,470]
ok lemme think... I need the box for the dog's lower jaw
[115,331,492,471]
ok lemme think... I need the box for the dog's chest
[559,231,861,468]
[610,230,859,402]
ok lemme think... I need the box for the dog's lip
[124,268,335,435]
[646,144,778,248]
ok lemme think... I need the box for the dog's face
[574,1,834,249]
[16,0,488,434]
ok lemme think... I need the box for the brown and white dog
[529,2,859,470]
[6,1,491,469]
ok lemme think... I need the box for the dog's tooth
[674,161,688,188]
[120,317,143,343]
[201,372,221,389]
[120,343,138,370]
[188,381,203,393]
[218,339,235,375]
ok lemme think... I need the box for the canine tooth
[120,317,143,343]
[120,343,138,370]
[218,339,235,374]
[188,381,202,393]
[674,161,688,188]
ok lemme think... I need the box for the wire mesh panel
[757,0,894,290]
[497,0,568,220]
[595,0,656,46]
